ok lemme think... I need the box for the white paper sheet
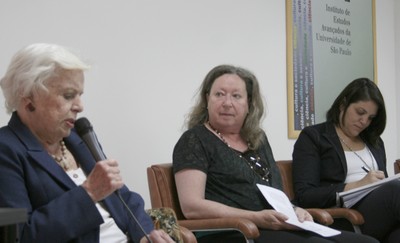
[256,184,341,237]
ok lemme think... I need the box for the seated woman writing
[292,78,400,243]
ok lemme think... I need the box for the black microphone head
[75,117,93,136]
[75,117,107,161]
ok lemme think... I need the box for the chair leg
[353,225,361,234]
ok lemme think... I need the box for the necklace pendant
[207,122,271,183]
[339,136,375,171]
[50,140,69,171]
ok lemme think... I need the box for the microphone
[75,117,106,162]
[75,117,152,243]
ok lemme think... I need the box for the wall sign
[286,0,376,138]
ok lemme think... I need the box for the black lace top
[173,125,283,211]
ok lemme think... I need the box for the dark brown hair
[326,78,386,146]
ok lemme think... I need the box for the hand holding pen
[362,166,370,173]
[345,166,385,191]
[361,166,385,182]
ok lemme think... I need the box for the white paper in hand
[256,184,341,237]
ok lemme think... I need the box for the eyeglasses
[240,152,270,182]
[249,156,270,182]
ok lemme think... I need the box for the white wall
[375,0,398,169]
[0,1,398,209]
[396,1,400,160]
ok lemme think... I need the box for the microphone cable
[75,117,153,243]
[116,191,153,243]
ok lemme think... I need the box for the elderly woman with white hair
[0,43,174,243]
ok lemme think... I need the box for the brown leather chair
[178,227,197,243]
[147,163,260,242]
[147,163,336,242]
[276,160,364,233]
[394,159,400,174]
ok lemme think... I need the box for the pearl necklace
[338,136,375,171]
[207,121,270,182]
[50,140,69,171]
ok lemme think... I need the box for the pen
[362,166,370,173]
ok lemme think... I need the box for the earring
[27,103,35,112]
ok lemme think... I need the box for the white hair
[0,43,90,113]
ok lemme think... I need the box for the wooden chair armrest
[305,208,334,225]
[178,226,197,243]
[324,208,364,225]
[179,217,260,239]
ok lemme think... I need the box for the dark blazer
[292,121,387,208]
[0,112,153,243]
